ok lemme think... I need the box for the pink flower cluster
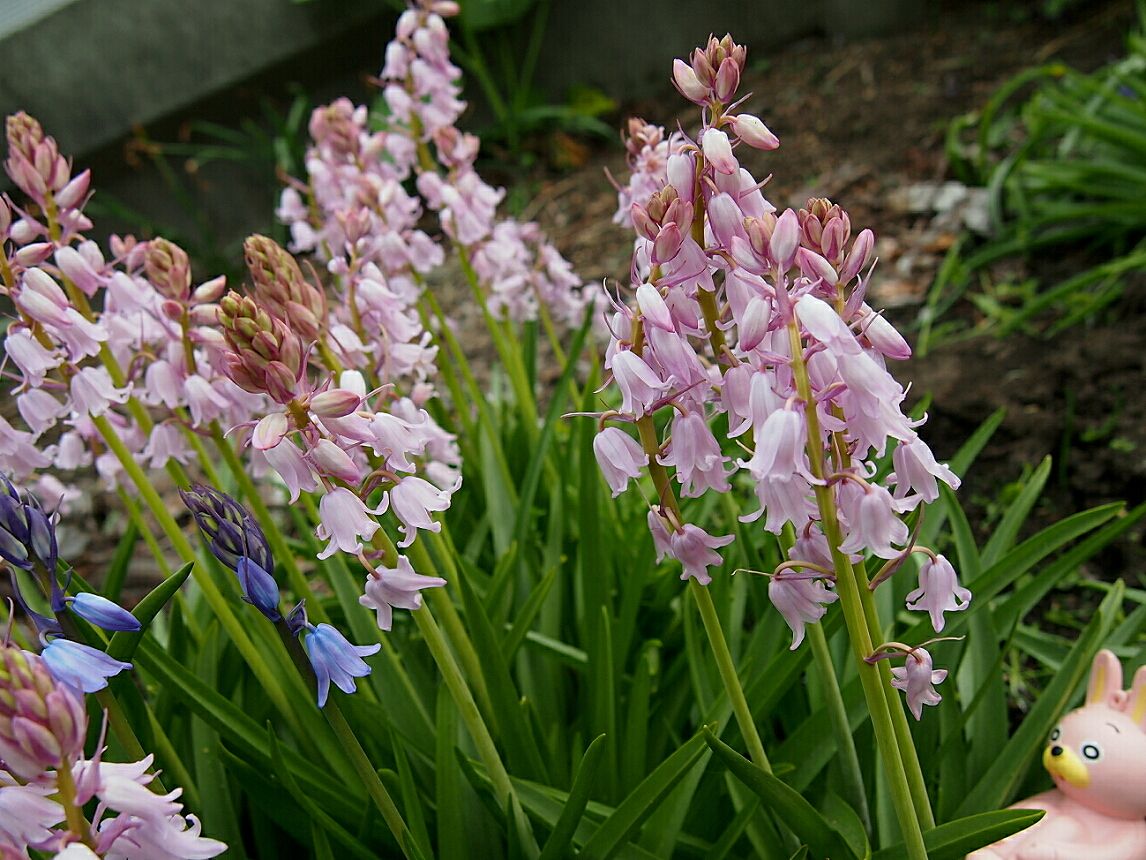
[278,0,597,328]
[595,35,968,716]
[0,111,457,631]
[0,114,260,500]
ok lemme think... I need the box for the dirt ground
[508,0,1145,582]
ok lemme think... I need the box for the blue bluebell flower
[180,484,281,620]
[302,623,380,708]
[40,638,132,693]
[62,593,141,632]
[288,602,379,707]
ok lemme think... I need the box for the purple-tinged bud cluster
[597,35,970,716]
[180,484,281,621]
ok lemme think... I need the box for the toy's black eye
[1049,727,1061,742]
[1081,742,1102,761]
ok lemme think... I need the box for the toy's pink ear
[1125,665,1146,728]
[1086,649,1124,707]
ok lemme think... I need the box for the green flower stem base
[413,603,516,807]
[279,625,415,858]
[788,321,928,860]
[690,579,772,772]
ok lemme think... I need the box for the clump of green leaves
[922,5,1146,348]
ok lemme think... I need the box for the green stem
[325,700,415,857]
[279,623,414,856]
[787,322,927,860]
[55,755,96,848]
[413,604,514,807]
[806,622,871,834]
[854,560,935,829]
[689,580,771,771]
[456,245,539,442]
[407,539,494,719]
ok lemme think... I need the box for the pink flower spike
[700,127,738,175]
[316,487,385,558]
[905,554,971,633]
[593,427,647,497]
[669,524,734,585]
[729,114,780,150]
[891,647,948,720]
[359,555,446,631]
[769,573,839,649]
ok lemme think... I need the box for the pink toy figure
[969,649,1146,860]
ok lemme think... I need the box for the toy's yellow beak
[1043,744,1089,788]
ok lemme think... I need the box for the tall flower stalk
[595,34,971,856]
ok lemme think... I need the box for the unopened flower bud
[192,275,227,304]
[701,128,737,175]
[145,238,192,301]
[714,57,741,103]
[54,170,91,210]
[729,114,780,151]
[690,47,716,87]
[771,209,800,271]
[839,229,875,284]
[744,213,777,258]
[311,439,363,484]
[672,59,708,104]
[244,235,325,341]
[0,645,87,780]
[13,243,53,268]
[188,304,221,326]
[309,388,363,418]
[161,300,185,322]
[217,291,305,403]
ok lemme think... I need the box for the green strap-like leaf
[538,734,606,860]
[871,809,1043,860]
[578,729,709,860]
[704,727,858,860]
[107,561,193,662]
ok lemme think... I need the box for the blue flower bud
[235,557,281,621]
[40,638,132,693]
[66,593,141,632]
